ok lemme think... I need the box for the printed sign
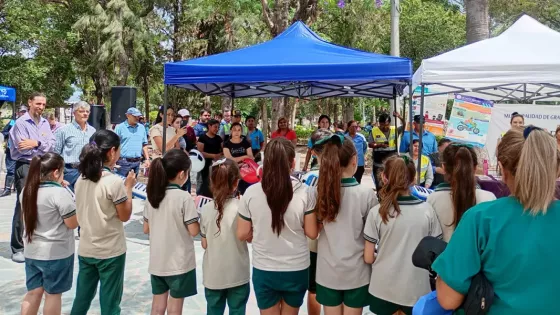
[445,94,493,146]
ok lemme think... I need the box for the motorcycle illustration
[456,120,480,134]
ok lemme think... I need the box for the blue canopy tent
[161,21,413,152]
[0,85,17,119]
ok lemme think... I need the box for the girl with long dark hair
[427,143,495,242]
[143,149,199,315]
[20,153,78,315]
[237,137,318,314]
[200,159,250,315]
[71,129,136,315]
[363,156,441,315]
[312,134,377,314]
[223,122,254,195]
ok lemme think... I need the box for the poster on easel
[445,94,493,146]
[411,94,449,136]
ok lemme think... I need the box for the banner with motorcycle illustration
[445,94,493,146]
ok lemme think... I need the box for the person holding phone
[178,109,197,152]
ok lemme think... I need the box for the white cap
[178,109,190,117]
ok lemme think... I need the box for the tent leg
[162,85,169,155]
[393,87,398,147]
[417,84,426,185]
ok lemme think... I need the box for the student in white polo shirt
[200,159,250,315]
[310,133,378,314]
[363,156,442,315]
[143,149,200,314]
[427,143,495,242]
[237,137,319,313]
[71,130,136,315]
[20,153,78,315]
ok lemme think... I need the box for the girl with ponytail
[310,133,377,314]
[427,143,495,242]
[237,137,318,313]
[71,129,135,314]
[433,127,560,313]
[143,149,199,314]
[363,156,442,315]
[200,159,250,315]
[20,153,77,315]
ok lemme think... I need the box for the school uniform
[433,197,560,314]
[427,183,496,242]
[200,199,250,315]
[364,196,442,315]
[303,167,320,293]
[238,178,314,309]
[143,184,199,298]
[310,178,378,308]
[71,167,129,315]
[23,181,76,294]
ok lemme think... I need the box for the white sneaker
[11,252,25,263]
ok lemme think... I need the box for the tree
[260,0,319,132]
[465,0,489,43]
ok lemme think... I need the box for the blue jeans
[64,167,80,192]
[181,176,191,193]
[116,159,140,177]
[5,151,15,177]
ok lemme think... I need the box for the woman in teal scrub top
[433,126,560,314]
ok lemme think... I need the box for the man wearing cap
[178,108,197,151]
[0,105,28,197]
[54,101,96,190]
[9,92,56,263]
[399,114,438,156]
[219,109,247,142]
[114,107,150,177]
[368,112,405,192]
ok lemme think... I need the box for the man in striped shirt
[54,101,96,191]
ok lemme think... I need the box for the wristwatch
[36,141,41,148]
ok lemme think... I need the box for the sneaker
[0,189,11,197]
[11,252,25,263]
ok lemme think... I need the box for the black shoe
[0,188,11,197]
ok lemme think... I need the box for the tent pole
[393,86,398,147]
[417,84,426,185]
[162,85,169,155]
[12,101,16,120]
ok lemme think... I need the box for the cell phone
[181,120,188,128]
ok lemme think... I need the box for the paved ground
[0,171,376,315]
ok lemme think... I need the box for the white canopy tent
[412,15,560,102]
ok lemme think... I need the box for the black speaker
[110,86,137,124]
[88,105,106,130]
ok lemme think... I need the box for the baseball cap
[413,115,423,123]
[233,109,242,117]
[178,109,190,117]
[18,105,28,112]
[126,107,142,117]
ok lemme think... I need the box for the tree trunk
[270,97,286,133]
[343,99,354,123]
[291,99,298,128]
[172,0,182,62]
[465,0,489,43]
[222,97,232,112]
[259,98,269,143]
[143,75,150,118]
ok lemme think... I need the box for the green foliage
[295,125,314,140]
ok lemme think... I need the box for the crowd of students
[15,95,560,315]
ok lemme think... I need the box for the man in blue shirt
[194,109,211,137]
[54,101,96,191]
[246,115,265,162]
[114,107,150,177]
[400,115,438,156]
